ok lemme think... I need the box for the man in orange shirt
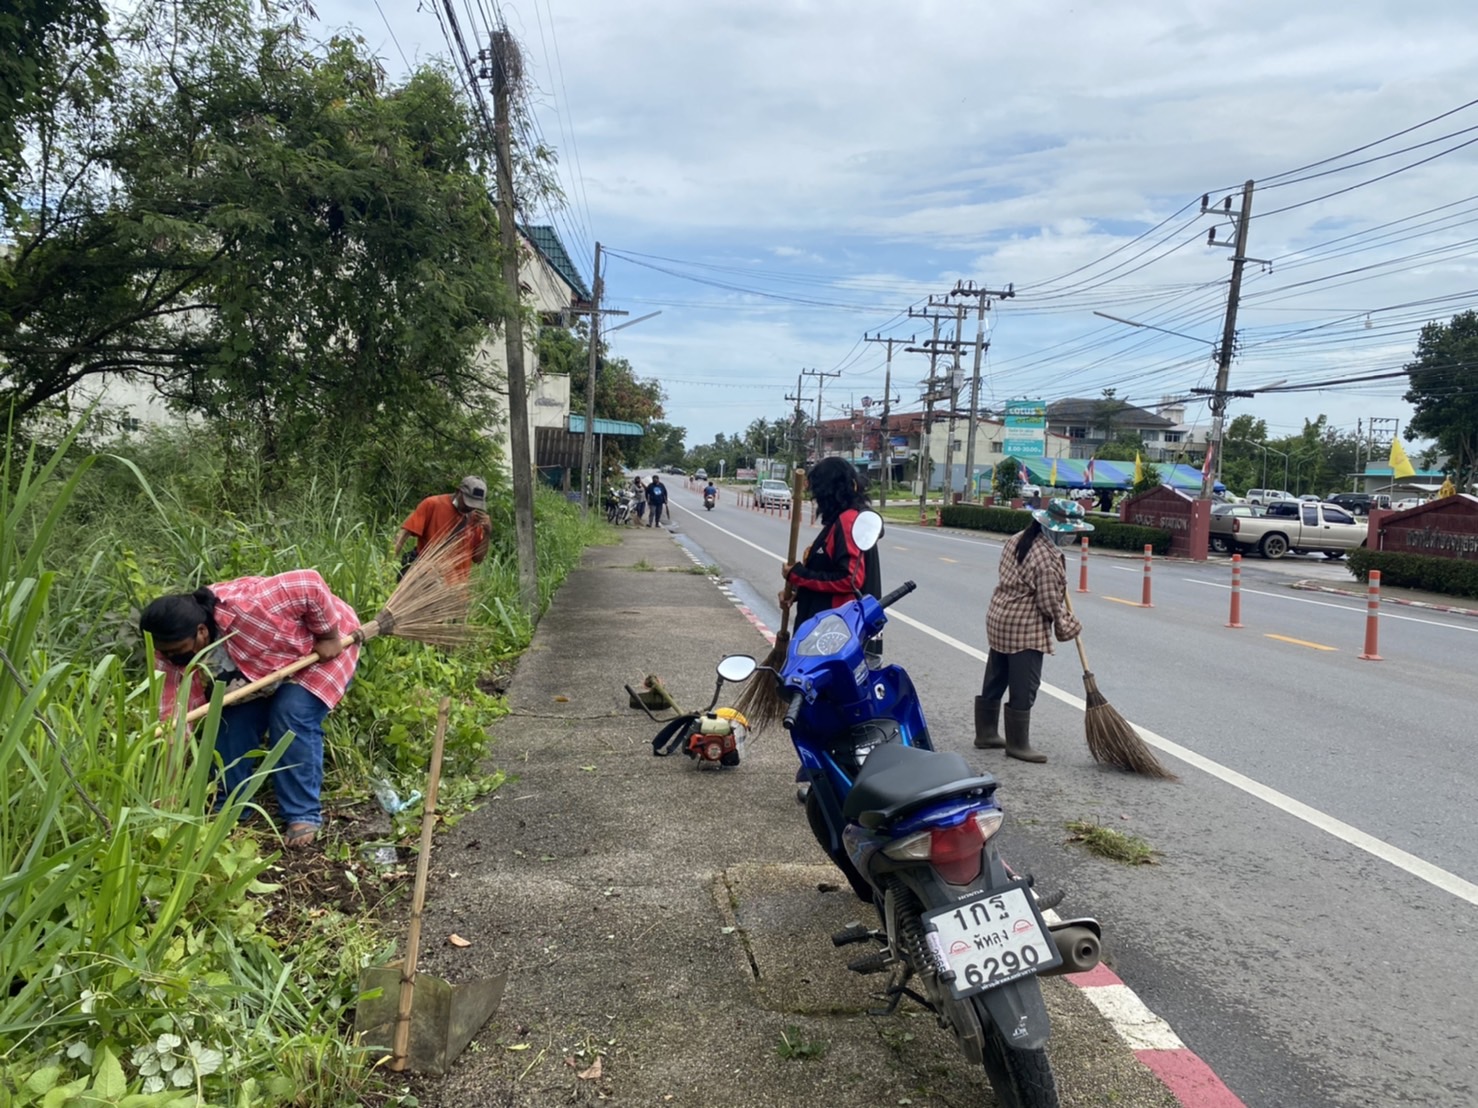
[394,476,492,581]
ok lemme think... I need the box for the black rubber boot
[974,696,1004,749]
[1004,706,1047,764]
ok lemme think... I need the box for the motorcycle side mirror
[853,510,883,552]
[716,655,757,683]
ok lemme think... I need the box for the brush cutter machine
[626,674,750,768]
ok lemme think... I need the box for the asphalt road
[654,479,1478,1108]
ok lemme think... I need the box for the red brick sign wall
[1118,486,1211,560]
[1377,494,1478,561]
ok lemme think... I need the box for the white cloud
[321,0,1478,459]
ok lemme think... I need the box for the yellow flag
[1050,458,1059,487]
[1388,437,1416,480]
[1133,452,1143,484]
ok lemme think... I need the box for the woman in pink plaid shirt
[140,570,361,848]
[975,499,1092,764]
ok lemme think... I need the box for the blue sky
[318,0,1478,453]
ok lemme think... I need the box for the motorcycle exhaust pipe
[1036,924,1101,977]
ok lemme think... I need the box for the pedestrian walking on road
[976,498,1092,763]
[646,476,668,526]
[140,570,361,848]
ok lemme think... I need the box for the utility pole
[580,243,602,517]
[1202,180,1256,499]
[942,299,967,502]
[802,367,841,461]
[489,29,538,611]
[863,334,910,507]
[951,281,1015,501]
[569,244,631,517]
[907,302,958,518]
[785,371,809,473]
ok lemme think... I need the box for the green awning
[567,415,644,436]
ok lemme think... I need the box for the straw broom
[177,535,476,726]
[732,468,808,731]
[1061,591,1177,780]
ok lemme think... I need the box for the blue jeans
[215,682,329,826]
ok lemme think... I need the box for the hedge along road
[665,490,1478,1108]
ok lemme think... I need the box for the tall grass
[1,423,607,1102]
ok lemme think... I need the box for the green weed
[775,1025,829,1061]
[0,420,604,1103]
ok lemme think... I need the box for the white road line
[674,510,1478,906]
[885,609,1478,908]
[1184,578,1478,633]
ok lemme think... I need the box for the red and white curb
[676,543,777,645]
[1058,957,1246,1106]
[1291,579,1478,618]
[672,532,1245,1106]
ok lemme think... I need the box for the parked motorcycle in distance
[715,511,1100,1108]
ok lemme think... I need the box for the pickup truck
[1230,501,1368,559]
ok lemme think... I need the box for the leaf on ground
[553,695,570,702]
[579,765,597,772]
[447,933,472,947]
[577,1057,602,1080]
[505,1043,531,1052]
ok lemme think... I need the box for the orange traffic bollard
[1077,535,1090,593]
[935,507,943,527]
[1359,570,1383,661]
[1227,554,1244,628]
[1141,544,1154,608]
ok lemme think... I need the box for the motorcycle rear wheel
[975,1003,1059,1108]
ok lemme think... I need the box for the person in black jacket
[779,458,882,627]
[645,476,668,526]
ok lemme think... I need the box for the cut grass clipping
[775,1025,828,1061]
[1065,820,1160,865]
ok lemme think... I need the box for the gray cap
[458,476,488,510]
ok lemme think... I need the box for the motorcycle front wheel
[974,997,1059,1108]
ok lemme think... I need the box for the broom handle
[179,623,377,725]
[778,469,808,629]
[390,695,451,1072]
[1062,590,1092,672]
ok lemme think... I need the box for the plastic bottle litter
[372,780,421,815]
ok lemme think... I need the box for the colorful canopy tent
[1014,458,1214,491]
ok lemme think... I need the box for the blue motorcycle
[718,513,1100,1108]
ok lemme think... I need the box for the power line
[1259,97,1478,184]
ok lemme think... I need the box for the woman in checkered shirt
[975,499,1093,763]
[140,570,360,848]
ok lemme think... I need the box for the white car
[1392,497,1429,511]
[1246,488,1295,506]
[755,479,792,508]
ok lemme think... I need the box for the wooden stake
[390,696,452,1071]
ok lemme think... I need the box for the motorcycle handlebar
[880,580,917,609]
[782,688,806,731]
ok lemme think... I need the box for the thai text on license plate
[922,882,1061,998]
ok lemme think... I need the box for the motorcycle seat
[842,742,997,829]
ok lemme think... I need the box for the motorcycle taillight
[930,821,985,885]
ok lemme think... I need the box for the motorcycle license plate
[922,881,1061,998]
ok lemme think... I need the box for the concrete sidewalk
[403,524,1181,1107]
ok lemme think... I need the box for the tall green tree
[2,0,514,490]
[1404,310,1478,489]
[0,0,113,216]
